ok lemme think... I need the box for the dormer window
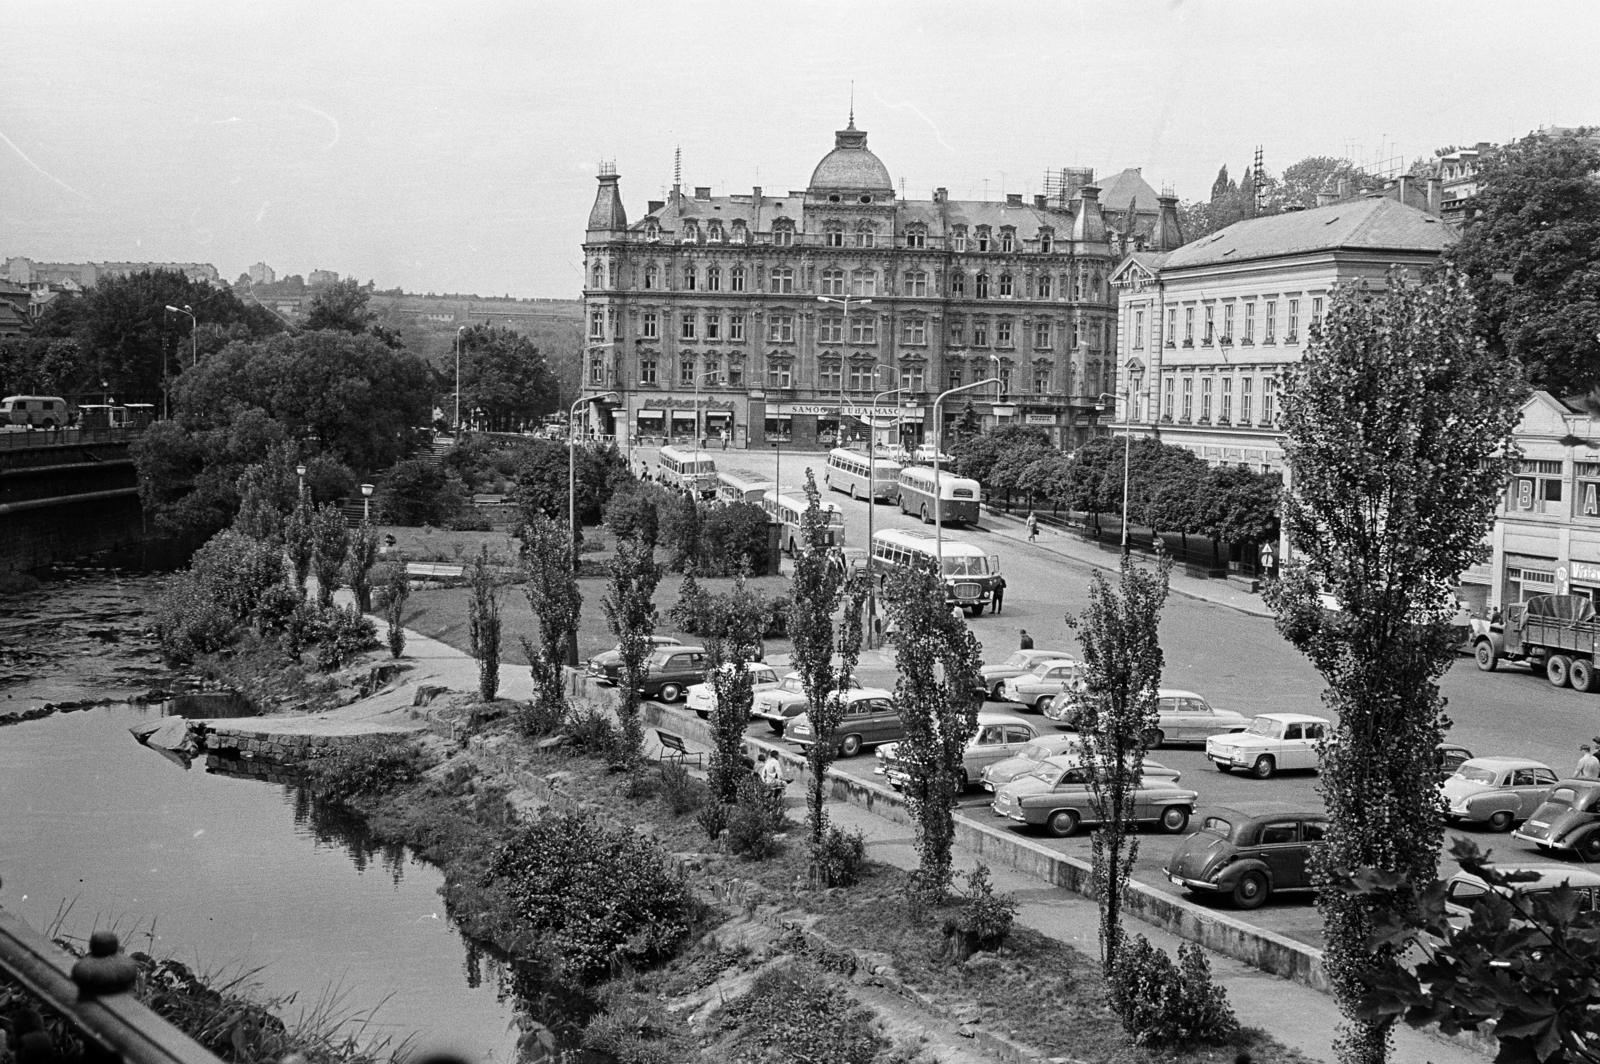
[772,220,794,247]
[976,226,991,253]
[999,228,1015,253]
[645,221,659,242]
[905,224,926,249]
[680,221,699,244]
[708,221,724,242]
[824,222,844,248]
[952,226,968,252]
[1038,229,1054,254]
[730,220,748,245]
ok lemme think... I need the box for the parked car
[751,671,863,734]
[1513,778,1600,860]
[911,444,952,465]
[990,754,1199,838]
[1045,687,1248,745]
[1443,865,1600,930]
[601,644,707,703]
[829,547,870,582]
[1205,713,1331,779]
[1442,757,1559,831]
[785,688,901,757]
[980,648,1074,701]
[1437,743,1475,780]
[875,711,1039,791]
[1164,809,1327,910]
[999,658,1085,713]
[587,636,682,682]
[978,736,1181,792]
[685,662,782,719]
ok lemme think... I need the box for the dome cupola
[808,117,893,194]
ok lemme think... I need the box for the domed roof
[809,121,893,192]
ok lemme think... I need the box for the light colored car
[751,671,863,734]
[990,754,1199,838]
[1206,713,1331,779]
[980,649,1075,701]
[686,662,782,719]
[1044,688,1247,747]
[1442,757,1559,832]
[1443,865,1600,930]
[1000,658,1085,713]
[979,735,1181,792]
[875,711,1039,791]
[785,687,900,758]
[912,444,952,464]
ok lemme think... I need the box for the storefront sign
[1584,482,1599,517]
[1025,414,1056,425]
[1572,561,1600,584]
[773,402,924,421]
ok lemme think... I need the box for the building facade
[1109,195,1455,480]
[580,120,1182,450]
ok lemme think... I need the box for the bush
[1106,935,1239,1047]
[718,962,882,1064]
[725,774,784,859]
[657,758,704,815]
[941,864,1018,960]
[489,812,696,983]
[305,735,434,805]
[377,459,466,526]
[696,799,729,843]
[313,604,378,670]
[809,825,867,888]
[152,529,285,663]
[700,501,770,575]
[563,705,618,758]
[603,483,664,547]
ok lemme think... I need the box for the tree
[379,558,410,659]
[133,407,289,537]
[283,501,315,595]
[304,278,377,335]
[1447,128,1600,394]
[376,459,466,527]
[601,531,662,772]
[701,576,769,806]
[467,545,502,703]
[310,503,351,607]
[514,439,628,531]
[1261,268,1526,1064]
[459,325,560,432]
[518,514,583,734]
[345,521,380,613]
[1277,156,1371,209]
[1066,554,1172,976]
[0,337,89,398]
[884,557,984,902]
[233,442,301,544]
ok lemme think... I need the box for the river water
[0,570,524,1063]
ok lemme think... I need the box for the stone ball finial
[72,931,138,995]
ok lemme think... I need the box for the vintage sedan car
[980,649,1074,701]
[1206,713,1331,779]
[1438,743,1475,780]
[1165,809,1327,909]
[1443,757,1559,831]
[1443,865,1600,930]
[1043,688,1247,746]
[1514,778,1600,860]
[785,688,900,758]
[586,635,681,682]
[999,658,1085,713]
[990,754,1199,838]
[685,662,782,719]
[876,711,1039,791]
[979,736,1181,792]
[601,644,707,703]
[751,671,863,734]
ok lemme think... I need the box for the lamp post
[295,462,307,500]
[360,483,374,522]
[933,378,1001,571]
[1096,390,1134,557]
[454,325,467,435]
[570,391,619,547]
[867,382,907,647]
[164,305,197,367]
[818,294,872,446]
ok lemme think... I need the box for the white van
[0,395,69,428]
[657,445,718,497]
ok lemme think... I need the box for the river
[1,569,524,1062]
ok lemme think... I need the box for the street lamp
[932,378,1001,570]
[569,391,620,547]
[295,462,307,500]
[164,305,197,367]
[360,482,374,522]
[1096,391,1133,557]
[818,294,872,442]
[454,325,467,435]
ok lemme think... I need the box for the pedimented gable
[1518,390,1584,439]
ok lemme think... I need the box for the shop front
[753,402,924,450]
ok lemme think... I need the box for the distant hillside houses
[4,256,223,288]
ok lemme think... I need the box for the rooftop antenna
[673,146,681,190]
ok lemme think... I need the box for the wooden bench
[405,561,466,579]
[656,729,704,767]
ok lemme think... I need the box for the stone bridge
[0,429,150,571]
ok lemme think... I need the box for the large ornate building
[580,119,1183,450]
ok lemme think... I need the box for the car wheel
[1158,806,1190,834]
[991,681,1006,701]
[695,709,709,719]
[957,770,970,791]
[851,485,859,501]
[768,720,786,736]
[1143,728,1165,749]
[839,734,863,757]
[920,505,931,525]
[1488,810,1514,832]
[1232,871,1269,910]
[1252,755,1276,780]
[658,683,683,704]
[1578,831,1600,863]
[1034,696,1054,714]
[1574,658,1599,694]
[1474,640,1499,672]
[970,604,984,617]
[1548,654,1572,688]
[1215,761,1233,773]
[1047,810,1080,838]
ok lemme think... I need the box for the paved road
[643,446,1600,945]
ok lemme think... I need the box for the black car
[586,636,682,682]
[1513,778,1600,861]
[603,645,708,703]
[1165,808,1327,910]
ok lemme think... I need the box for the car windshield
[1027,765,1064,783]
[752,667,778,684]
[941,555,989,577]
[1030,661,1065,677]
[1003,652,1031,668]
[1454,766,1499,784]
[1017,742,1056,761]
[781,678,805,693]
[1244,718,1278,737]
[1548,786,1580,808]
[1201,816,1234,838]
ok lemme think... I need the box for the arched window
[951,226,968,252]
[950,271,966,298]
[730,221,748,244]
[680,221,699,244]
[684,265,697,291]
[976,273,991,300]
[644,264,658,290]
[999,273,1013,298]
[1091,273,1102,301]
[730,266,746,292]
[821,268,845,296]
[772,220,794,247]
[1038,229,1054,254]
[591,262,603,288]
[976,226,991,253]
[824,222,844,248]
[707,266,722,292]
[708,221,724,243]
[999,228,1015,253]
[905,224,926,249]
[645,221,659,241]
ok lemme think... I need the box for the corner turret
[586,165,628,239]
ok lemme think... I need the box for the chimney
[1006,193,1023,207]
[694,186,711,200]
[586,169,629,237]
[1316,190,1338,207]
[1152,192,1183,252]
[648,200,664,213]
[1336,177,1350,199]
[752,186,762,199]
[1033,194,1047,209]
[1071,185,1105,244]
[933,187,947,204]
[1426,176,1443,216]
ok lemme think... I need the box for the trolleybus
[657,446,719,497]
[763,489,845,556]
[869,529,1002,616]
[824,448,902,503]
[895,466,983,525]
[716,471,774,505]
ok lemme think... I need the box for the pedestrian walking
[993,574,1007,613]
[1026,512,1039,543]
[1577,744,1600,780]
[1019,629,1034,650]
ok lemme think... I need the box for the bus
[869,529,1002,616]
[763,489,845,557]
[896,466,982,525]
[824,448,902,503]
[657,446,719,497]
[716,471,773,505]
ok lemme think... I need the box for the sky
[2,0,1597,300]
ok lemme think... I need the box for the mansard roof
[1161,197,1454,271]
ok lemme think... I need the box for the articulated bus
[869,529,1002,616]
[824,448,902,503]
[762,490,845,557]
[716,471,774,505]
[895,465,982,525]
[657,446,719,497]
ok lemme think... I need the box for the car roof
[1156,688,1204,699]
[1253,712,1331,723]
[1463,756,1553,770]
[1451,865,1600,891]
[1199,807,1326,828]
[654,644,705,655]
[976,711,1034,727]
[1031,657,1079,668]
[843,687,895,701]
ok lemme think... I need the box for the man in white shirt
[1576,744,1600,780]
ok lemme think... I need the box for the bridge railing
[0,425,150,450]
[0,909,224,1064]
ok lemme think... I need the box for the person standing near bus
[993,574,1007,613]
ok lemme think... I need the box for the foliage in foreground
[488,811,697,984]
[1106,935,1240,1048]
[304,736,437,806]
[714,961,883,1064]
[941,864,1019,961]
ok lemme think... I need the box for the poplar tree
[602,531,662,771]
[1262,268,1525,1064]
[519,514,583,734]
[467,544,501,702]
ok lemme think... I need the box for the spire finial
[848,82,855,129]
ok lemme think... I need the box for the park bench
[656,729,704,767]
[405,561,466,580]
